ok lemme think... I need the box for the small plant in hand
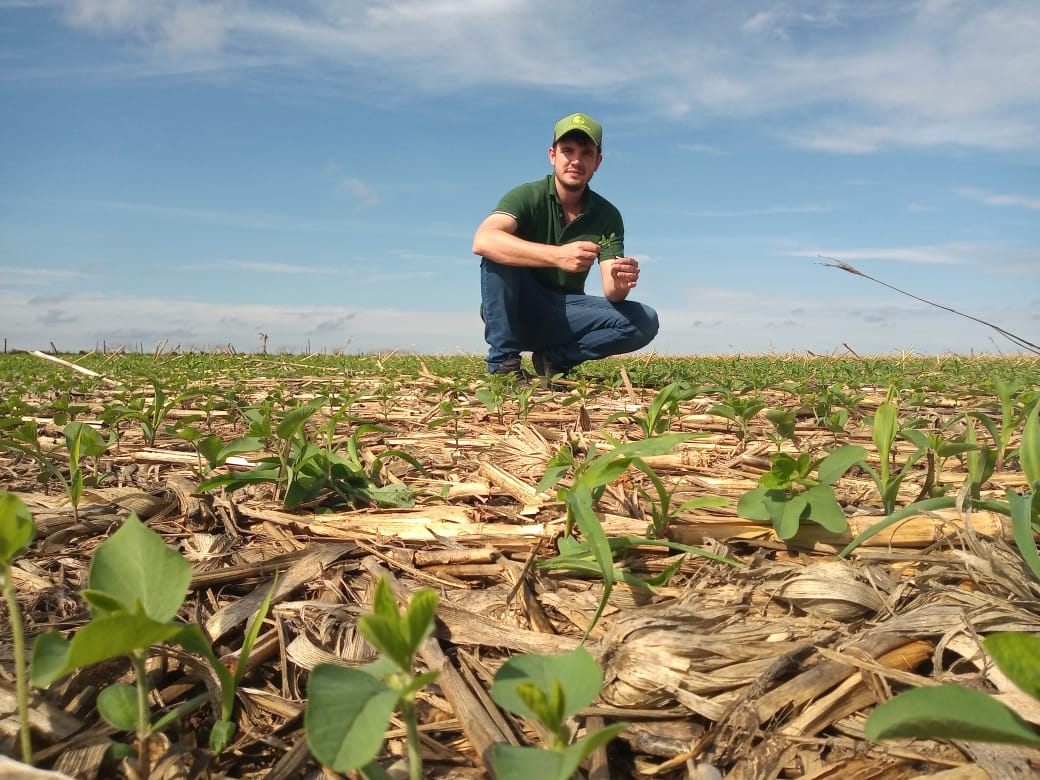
[597,232,620,256]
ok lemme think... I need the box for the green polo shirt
[490,174,624,293]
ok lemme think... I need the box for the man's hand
[609,256,640,290]
[553,241,601,273]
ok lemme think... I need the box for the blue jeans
[480,258,659,373]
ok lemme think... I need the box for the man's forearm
[472,229,557,268]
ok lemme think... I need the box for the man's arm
[599,256,641,302]
[472,213,601,274]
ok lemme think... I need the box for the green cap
[553,112,602,147]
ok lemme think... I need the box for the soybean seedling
[30,515,261,775]
[0,492,36,765]
[709,391,767,444]
[737,445,866,540]
[604,380,700,438]
[489,647,627,780]
[62,421,115,520]
[305,576,439,780]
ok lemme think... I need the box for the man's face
[549,133,602,193]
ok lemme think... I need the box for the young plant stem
[400,693,422,780]
[2,559,32,765]
[131,650,152,778]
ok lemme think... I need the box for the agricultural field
[1,350,1039,779]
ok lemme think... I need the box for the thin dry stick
[30,350,121,385]
[820,256,1040,356]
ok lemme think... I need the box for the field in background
[1,351,1038,778]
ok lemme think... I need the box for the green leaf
[276,397,327,441]
[866,684,1040,745]
[873,399,899,482]
[174,622,235,718]
[558,722,629,778]
[209,719,236,755]
[491,744,570,780]
[362,483,416,509]
[198,436,264,469]
[985,633,1040,701]
[0,492,35,564]
[804,484,849,533]
[31,614,182,687]
[817,445,867,486]
[515,680,566,734]
[776,493,808,539]
[81,589,129,617]
[1020,402,1040,488]
[404,588,439,657]
[64,421,110,459]
[304,664,399,772]
[565,486,615,636]
[29,632,73,688]
[490,647,603,726]
[358,579,437,673]
[151,691,213,734]
[736,487,774,523]
[237,578,277,687]
[359,760,394,780]
[88,514,191,622]
[196,464,280,494]
[838,495,1012,559]
[1007,489,1040,581]
[97,684,140,732]
[761,452,799,489]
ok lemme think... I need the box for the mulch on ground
[2,361,1038,779]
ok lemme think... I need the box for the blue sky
[2,1,1038,357]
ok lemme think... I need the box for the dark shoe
[490,357,528,380]
[532,350,559,379]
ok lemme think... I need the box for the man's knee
[629,303,659,347]
[642,305,660,339]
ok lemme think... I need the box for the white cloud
[47,1,1040,153]
[0,289,485,354]
[680,204,834,218]
[81,199,351,232]
[204,260,338,275]
[678,143,728,156]
[957,187,1040,210]
[651,285,1037,356]
[0,265,88,284]
[159,3,228,55]
[63,0,152,34]
[340,177,381,211]
[786,242,1040,276]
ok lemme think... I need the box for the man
[473,112,659,379]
